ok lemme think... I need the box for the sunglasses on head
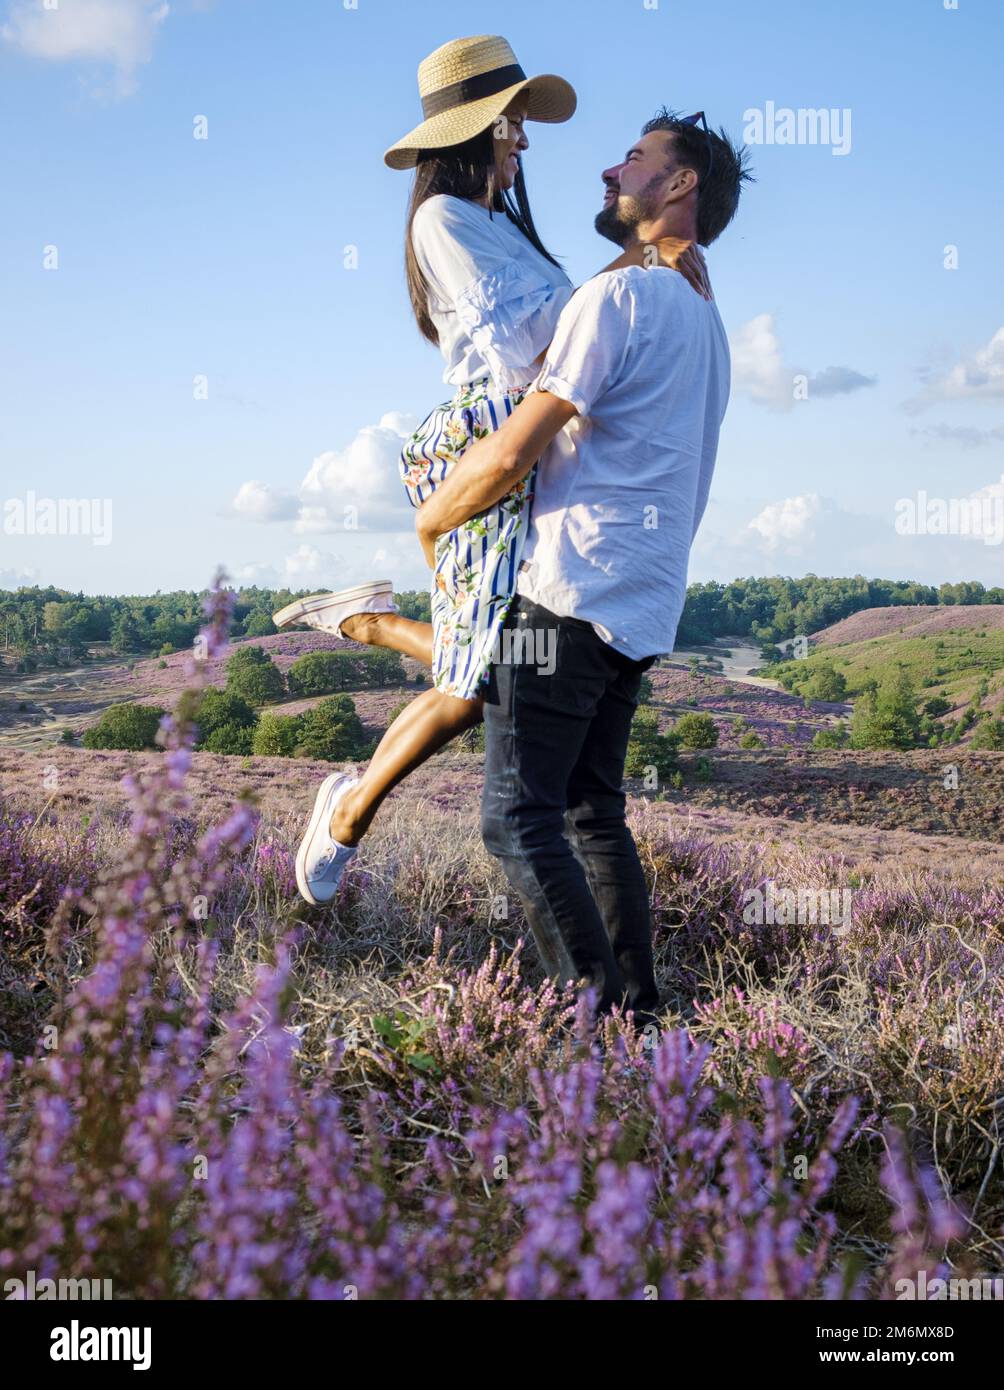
[679,110,713,185]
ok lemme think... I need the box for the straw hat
[384,35,576,171]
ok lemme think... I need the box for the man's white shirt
[517,264,731,661]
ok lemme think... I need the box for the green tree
[287,651,353,697]
[873,668,921,748]
[243,610,276,637]
[194,688,257,748]
[394,590,432,622]
[673,711,719,749]
[252,711,304,757]
[970,718,1004,751]
[202,722,256,755]
[624,707,678,780]
[851,670,919,749]
[110,610,146,655]
[294,695,372,761]
[804,663,847,702]
[82,703,164,750]
[225,645,285,704]
[363,649,407,686]
[812,725,848,749]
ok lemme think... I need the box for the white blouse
[410,193,574,394]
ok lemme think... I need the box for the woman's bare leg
[339,611,433,667]
[329,687,482,845]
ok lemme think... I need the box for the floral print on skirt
[400,377,533,701]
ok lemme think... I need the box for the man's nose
[602,163,620,186]
[516,128,529,152]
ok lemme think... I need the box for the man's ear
[664,166,699,204]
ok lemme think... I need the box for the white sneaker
[272,581,397,638]
[295,772,360,906]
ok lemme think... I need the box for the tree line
[4,576,1003,672]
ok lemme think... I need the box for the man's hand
[415,390,578,555]
[416,506,437,569]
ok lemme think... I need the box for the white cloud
[746,493,822,552]
[283,544,326,581]
[910,423,1004,450]
[2,0,170,99]
[730,313,876,411]
[905,327,1004,414]
[0,564,41,591]
[230,480,299,523]
[298,411,420,532]
[231,411,421,535]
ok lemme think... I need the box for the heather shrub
[0,574,998,1298]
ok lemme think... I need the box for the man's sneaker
[272,581,396,638]
[295,772,360,906]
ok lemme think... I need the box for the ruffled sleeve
[412,195,573,391]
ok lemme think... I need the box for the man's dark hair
[642,107,754,246]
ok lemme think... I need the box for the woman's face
[492,99,529,190]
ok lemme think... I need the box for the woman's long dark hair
[405,125,561,346]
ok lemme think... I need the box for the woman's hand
[653,237,712,300]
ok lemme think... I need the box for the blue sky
[2,0,1002,598]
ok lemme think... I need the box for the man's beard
[594,177,665,246]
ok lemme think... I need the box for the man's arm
[415,390,578,566]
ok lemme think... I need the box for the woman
[273,35,710,905]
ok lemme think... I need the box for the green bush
[287,649,406,698]
[673,711,719,749]
[812,725,847,749]
[924,696,951,718]
[850,669,920,750]
[804,663,847,702]
[202,722,256,755]
[970,718,1004,751]
[225,646,286,705]
[394,589,432,623]
[243,610,276,638]
[194,688,257,748]
[82,703,165,751]
[625,707,678,781]
[738,731,764,749]
[252,712,303,758]
[294,695,373,762]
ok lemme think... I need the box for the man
[415,109,751,1029]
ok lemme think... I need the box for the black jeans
[480,596,659,1025]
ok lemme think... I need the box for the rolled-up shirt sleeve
[412,196,574,391]
[533,271,635,415]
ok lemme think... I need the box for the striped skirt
[400,377,533,701]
